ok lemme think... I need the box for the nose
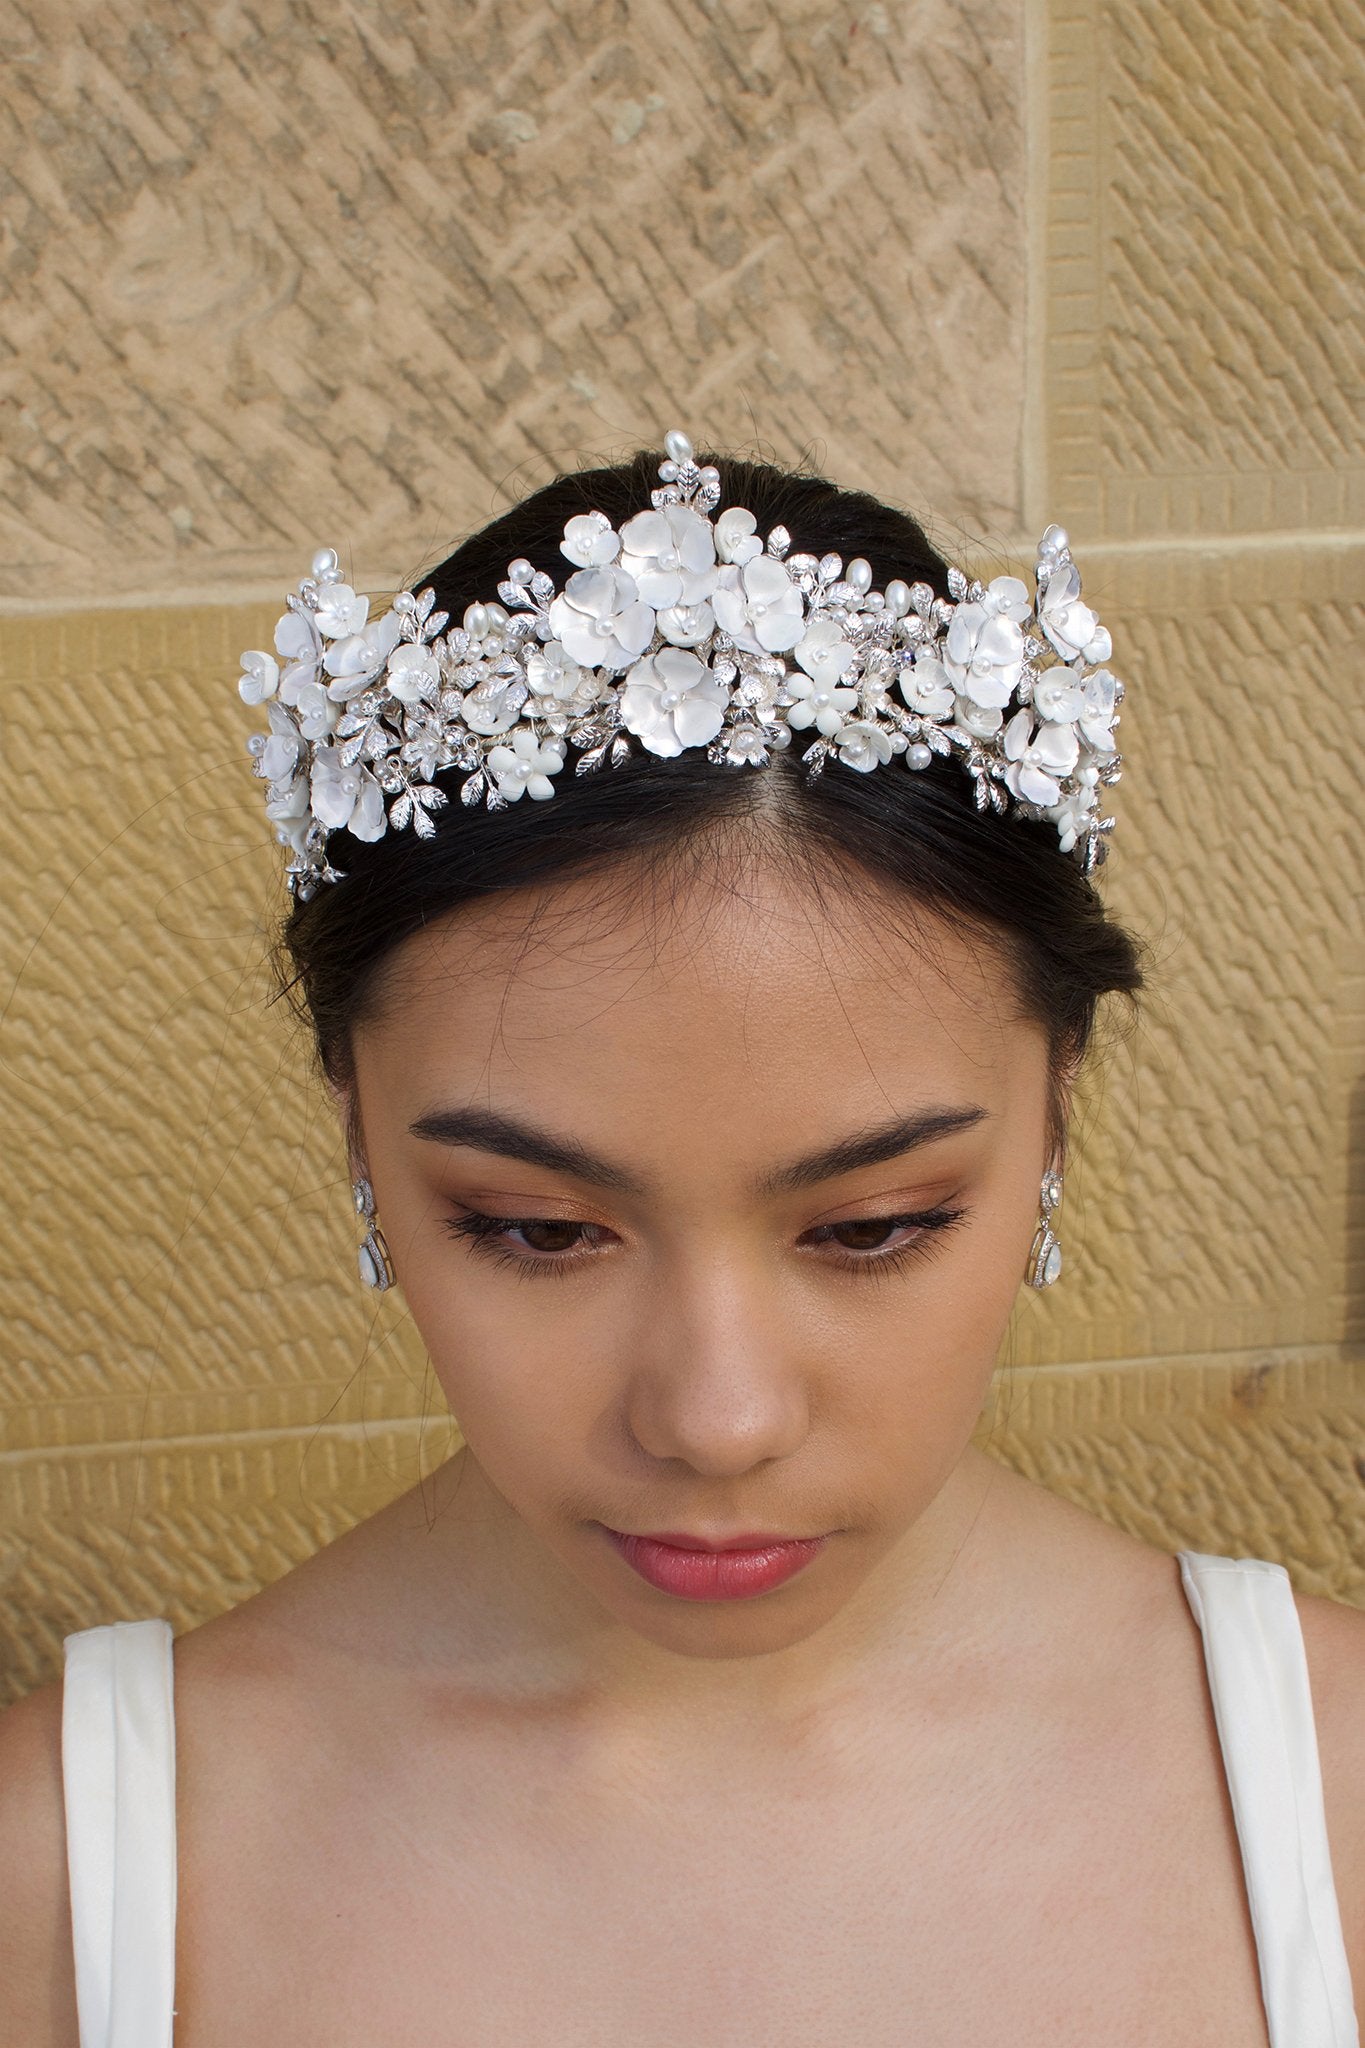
[622,1253,811,1477]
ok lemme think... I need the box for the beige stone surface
[2,0,1363,1692]
[0,0,1025,606]
[1040,0,1363,539]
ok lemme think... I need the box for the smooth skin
[3,842,1363,2046]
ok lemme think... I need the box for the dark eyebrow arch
[754,1104,990,1197]
[407,1103,989,1200]
[408,1105,647,1194]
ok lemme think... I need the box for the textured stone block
[1041,0,1364,538]
[0,0,1025,605]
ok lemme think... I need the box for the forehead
[353,851,1044,1141]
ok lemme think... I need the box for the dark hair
[277,444,1147,1164]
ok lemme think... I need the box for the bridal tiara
[238,429,1124,901]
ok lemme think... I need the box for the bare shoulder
[0,1676,79,2048]
[1293,1583,1365,1986]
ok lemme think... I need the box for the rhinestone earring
[1026,1168,1064,1288]
[352,1177,394,1291]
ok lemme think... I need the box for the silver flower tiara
[239,429,1123,900]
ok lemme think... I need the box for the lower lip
[601,1528,828,1600]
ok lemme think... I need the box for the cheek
[840,1292,1010,1502]
[400,1248,602,1464]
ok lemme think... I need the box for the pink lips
[602,1526,828,1600]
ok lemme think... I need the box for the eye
[803,1206,969,1273]
[441,1209,611,1277]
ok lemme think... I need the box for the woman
[3,432,1361,2044]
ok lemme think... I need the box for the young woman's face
[347,848,1059,1673]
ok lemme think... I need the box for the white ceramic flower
[487,728,566,801]
[620,647,728,757]
[978,575,1032,623]
[712,556,807,655]
[942,603,1025,709]
[785,674,858,737]
[548,566,655,672]
[655,601,716,648]
[618,504,718,609]
[523,647,589,704]
[313,583,369,640]
[897,655,955,719]
[253,701,307,788]
[323,610,404,701]
[1032,671,1086,724]
[291,679,338,743]
[274,609,324,698]
[1046,767,1102,853]
[519,651,605,741]
[238,649,280,705]
[310,743,386,840]
[385,642,441,706]
[954,697,1005,741]
[794,615,858,691]
[833,720,895,773]
[1038,562,1110,664]
[715,507,764,565]
[461,679,525,735]
[264,770,313,858]
[1002,707,1081,806]
[1077,668,1120,753]
[560,511,621,569]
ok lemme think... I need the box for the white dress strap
[1178,1551,1359,2047]
[61,1620,178,2048]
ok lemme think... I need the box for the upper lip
[605,1527,822,1552]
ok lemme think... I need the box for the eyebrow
[407,1102,989,1199]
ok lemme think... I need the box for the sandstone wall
[2,0,1360,1701]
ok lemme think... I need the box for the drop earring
[352,1177,394,1291]
[1026,1168,1064,1288]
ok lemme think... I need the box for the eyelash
[440,1204,970,1282]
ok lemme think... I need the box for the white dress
[58,1550,1360,2047]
